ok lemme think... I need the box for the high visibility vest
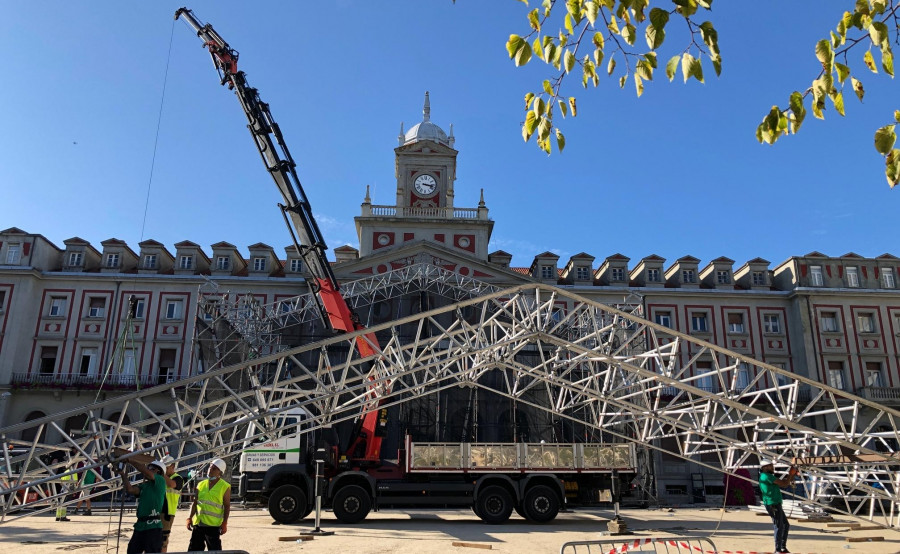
[165,472,181,516]
[192,478,230,527]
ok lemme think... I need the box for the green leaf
[584,0,599,25]
[607,17,619,35]
[568,97,577,117]
[528,9,541,31]
[592,32,605,50]
[895,110,900,124]
[666,54,680,82]
[649,7,669,29]
[870,21,889,48]
[681,53,703,83]
[788,91,806,133]
[882,49,894,77]
[506,35,524,58]
[815,39,834,70]
[558,99,567,117]
[646,26,665,50]
[523,111,538,142]
[831,90,845,116]
[711,57,721,77]
[607,55,616,76]
[555,128,566,153]
[566,0,583,24]
[874,124,896,154]
[644,52,657,68]
[565,13,574,35]
[622,23,636,45]
[619,74,628,88]
[534,97,546,117]
[864,50,878,73]
[532,38,544,61]
[835,62,850,83]
[537,115,551,142]
[851,76,865,101]
[673,0,698,17]
[886,148,900,187]
[636,59,653,80]
[564,49,576,73]
[543,79,553,95]
[524,92,535,109]
[634,73,644,97]
[594,48,604,67]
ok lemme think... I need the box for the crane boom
[175,7,385,463]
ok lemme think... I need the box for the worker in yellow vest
[186,458,230,551]
[159,455,184,553]
[55,469,75,522]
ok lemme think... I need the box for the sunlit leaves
[886,149,900,187]
[851,77,864,101]
[876,125,900,186]
[681,53,703,83]
[507,35,533,66]
[835,62,850,83]
[864,50,878,73]
[666,55,680,81]
[788,91,806,133]
[816,39,834,71]
[874,125,896,154]
[756,106,788,145]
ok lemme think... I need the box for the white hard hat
[149,460,167,473]
[160,455,175,466]
[210,458,226,473]
[760,458,775,467]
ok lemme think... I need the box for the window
[106,253,120,268]
[122,349,136,377]
[216,256,231,271]
[857,312,876,333]
[158,348,177,384]
[733,363,750,390]
[865,361,884,387]
[165,299,183,320]
[771,362,789,387]
[846,266,860,287]
[810,265,824,286]
[691,313,708,332]
[655,311,672,328]
[695,361,714,392]
[883,268,896,289]
[716,270,730,284]
[647,268,660,282]
[133,298,145,319]
[827,360,845,390]
[179,255,193,269]
[540,265,554,279]
[39,346,58,374]
[88,297,105,318]
[610,267,625,281]
[763,314,781,334]
[727,313,745,334]
[142,254,157,269]
[68,252,83,266]
[5,244,20,264]
[820,311,839,332]
[682,269,695,283]
[79,348,98,375]
[575,266,590,280]
[253,257,267,272]
[752,271,766,286]
[49,297,67,317]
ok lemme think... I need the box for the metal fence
[560,536,718,554]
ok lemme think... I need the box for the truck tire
[332,485,372,524]
[523,485,560,523]
[268,484,308,524]
[475,485,513,524]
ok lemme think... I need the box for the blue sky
[1,1,895,270]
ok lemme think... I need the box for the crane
[174,7,387,465]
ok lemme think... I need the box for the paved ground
[2,506,900,554]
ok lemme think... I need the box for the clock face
[414,174,437,195]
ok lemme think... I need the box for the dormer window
[810,265,824,286]
[253,257,267,271]
[751,271,766,286]
[216,256,230,271]
[106,253,120,268]
[883,268,896,288]
[716,270,730,284]
[575,266,589,280]
[846,266,860,287]
[68,252,83,266]
[289,259,302,273]
[647,268,660,282]
[6,244,21,264]
[540,265,554,279]
[143,254,157,269]
[610,267,625,281]
[179,255,193,270]
[681,269,695,283]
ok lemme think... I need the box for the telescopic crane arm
[175,7,386,463]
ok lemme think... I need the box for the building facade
[1,95,899,503]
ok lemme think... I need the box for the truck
[240,433,637,524]
[175,7,641,525]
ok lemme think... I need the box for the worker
[55,460,75,522]
[160,455,185,552]
[117,458,167,554]
[759,459,798,554]
[186,458,231,551]
[74,456,99,516]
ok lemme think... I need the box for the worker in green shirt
[117,458,167,554]
[759,459,798,554]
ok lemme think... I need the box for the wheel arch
[328,471,376,500]
[474,474,519,502]
[261,464,312,498]
[519,474,565,505]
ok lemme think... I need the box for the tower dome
[400,92,454,148]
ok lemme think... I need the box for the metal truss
[2,283,897,525]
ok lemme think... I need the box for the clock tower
[355,92,493,261]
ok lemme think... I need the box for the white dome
[400,91,454,148]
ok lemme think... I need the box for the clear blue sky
[1,2,895,270]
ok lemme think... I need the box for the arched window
[21,411,47,442]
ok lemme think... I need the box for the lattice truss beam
[2,283,898,525]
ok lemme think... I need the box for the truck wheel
[333,485,372,524]
[476,486,513,524]
[524,485,560,523]
[514,503,528,519]
[268,485,308,524]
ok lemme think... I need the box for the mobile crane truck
[175,7,639,525]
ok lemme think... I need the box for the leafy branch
[507,0,720,154]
